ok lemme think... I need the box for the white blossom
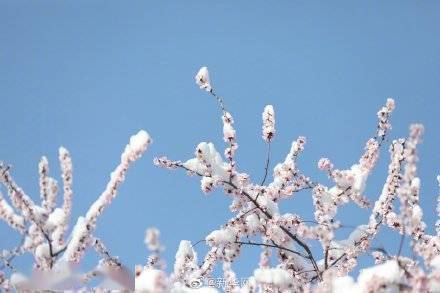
[195,66,212,92]
[2,69,440,292]
[262,105,276,142]
[145,228,162,252]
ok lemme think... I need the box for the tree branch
[260,142,271,185]
[236,240,308,259]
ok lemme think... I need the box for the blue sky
[1,0,439,281]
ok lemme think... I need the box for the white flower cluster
[145,68,440,292]
[2,67,439,292]
[262,105,276,142]
[0,130,150,291]
[0,192,25,232]
[65,130,152,263]
[195,66,212,92]
[145,227,162,252]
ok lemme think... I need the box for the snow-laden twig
[0,130,151,291]
[148,67,439,292]
[64,130,151,263]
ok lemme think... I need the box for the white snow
[254,267,291,288]
[206,228,236,246]
[123,130,152,162]
[46,208,66,230]
[195,67,212,92]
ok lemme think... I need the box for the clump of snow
[145,227,162,251]
[201,176,214,194]
[173,240,199,284]
[254,267,291,288]
[10,272,28,289]
[35,243,50,259]
[358,260,402,287]
[46,208,66,231]
[63,216,88,261]
[206,228,236,246]
[184,142,228,180]
[175,241,197,266]
[245,213,261,233]
[135,268,168,292]
[332,260,403,292]
[332,276,356,293]
[431,255,440,271]
[123,130,152,162]
[195,66,212,92]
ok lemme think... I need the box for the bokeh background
[1,1,439,281]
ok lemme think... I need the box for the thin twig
[260,142,271,185]
[235,240,308,259]
[192,239,207,248]
[209,90,226,113]
[397,232,405,258]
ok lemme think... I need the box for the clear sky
[1,0,439,281]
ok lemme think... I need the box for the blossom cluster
[1,66,439,292]
[138,67,440,292]
[0,130,151,291]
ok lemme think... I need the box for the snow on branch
[64,130,152,263]
[0,130,151,291]
[1,66,439,292]
[145,67,440,292]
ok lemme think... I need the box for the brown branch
[171,162,323,281]
[260,142,271,185]
[225,180,322,280]
[92,237,122,267]
[370,247,391,259]
[236,240,308,259]
[41,230,56,268]
[209,90,226,113]
[52,246,67,258]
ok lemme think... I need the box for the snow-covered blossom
[332,260,403,292]
[38,156,51,211]
[173,240,199,285]
[154,70,440,291]
[135,268,168,292]
[254,267,292,289]
[0,163,46,227]
[206,228,237,247]
[0,129,152,290]
[59,147,73,224]
[201,176,214,194]
[222,112,236,143]
[145,228,162,252]
[262,105,276,142]
[3,68,440,292]
[65,130,152,263]
[195,66,212,92]
[222,262,238,292]
[0,192,25,232]
[51,146,74,248]
[369,139,405,230]
[318,158,333,172]
[267,136,310,199]
[9,272,29,289]
[376,98,395,139]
